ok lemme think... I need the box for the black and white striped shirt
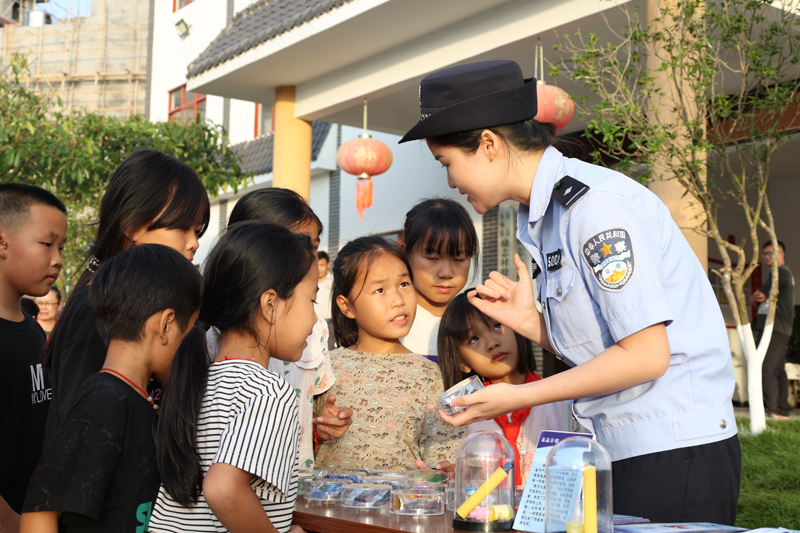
[149,360,300,533]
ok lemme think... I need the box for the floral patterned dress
[314,347,467,469]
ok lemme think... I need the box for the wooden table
[293,496,460,533]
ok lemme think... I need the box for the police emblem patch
[581,228,635,291]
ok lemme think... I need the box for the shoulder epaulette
[551,175,590,210]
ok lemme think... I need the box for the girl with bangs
[41,149,210,449]
[401,198,479,359]
[438,292,579,488]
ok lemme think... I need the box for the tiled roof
[188,0,354,79]
[231,120,331,176]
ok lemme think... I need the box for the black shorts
[612,435,741,524]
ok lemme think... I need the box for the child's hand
[415,459,455,476]
[468,254,540,338]
[313,395,354,441]
[289,526,305,533]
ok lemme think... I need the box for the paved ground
[733,406,800,420]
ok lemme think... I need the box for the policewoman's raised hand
[468,253,551,352]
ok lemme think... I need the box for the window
[254,103,274,137]
[169,86,206,123]
[173,0,194,11]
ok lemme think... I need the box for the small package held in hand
[438,376,484,416]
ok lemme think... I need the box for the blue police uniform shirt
[517,147,737,462]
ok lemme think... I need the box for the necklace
[99,368,158,410]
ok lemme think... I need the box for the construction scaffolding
[0,0,149,118]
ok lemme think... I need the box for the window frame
[173,0,195,12]
[254,103,274,138]
[168,85,206,123]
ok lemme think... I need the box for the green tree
[0,55,250,295]
[553,0,800,432]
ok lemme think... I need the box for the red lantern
[536,82,574,131]
[337,132,393,221]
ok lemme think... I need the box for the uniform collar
[517,146,564,239]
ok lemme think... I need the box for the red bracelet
[313,423,320,454]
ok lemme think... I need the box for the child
[401,198,479,358]
[149,223,316,533]
[20,244,202,533]
[315,236,467,470]
[35,286,62,338]
[41,149,210,450]
[0,184,67,531]
[438,291,579,488]
[224,188,351,470]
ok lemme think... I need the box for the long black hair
[228,187,322,236]
[332,236,413,348]
[156,222,316,506]
[403,198,480,275]
[42,149,209,375]
[437,290,535,390]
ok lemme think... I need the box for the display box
[340,483,393,509]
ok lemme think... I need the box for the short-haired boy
[0,184,67,531]
[21,244,201,533]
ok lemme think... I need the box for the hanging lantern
[336,99,393,220]
[534,44,574,130]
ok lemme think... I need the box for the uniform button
[719,419,728,429]
[556,287,562,297]
[554,180,562,189]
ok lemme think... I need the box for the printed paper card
[513,430,594,533]
[614,523,748,533]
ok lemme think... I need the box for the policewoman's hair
[42,149,209,375]
[228,187,323,236]
[90,244,201,345]
[403,198,480,274]
[156,222,315,506]
[332,236,414,348]
[428,117,557,156]
[438,290,535,390]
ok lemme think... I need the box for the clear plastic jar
[453,431,516,532]
[544,437,613,533]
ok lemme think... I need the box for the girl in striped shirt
[149,222,319,533]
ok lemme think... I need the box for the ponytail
[155,323,209,506]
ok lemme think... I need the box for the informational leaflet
[513,430,594,533]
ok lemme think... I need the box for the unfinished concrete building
[0,0,149,118]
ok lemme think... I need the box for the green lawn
[735,418,800,529]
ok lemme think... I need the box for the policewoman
[400,60,740,524]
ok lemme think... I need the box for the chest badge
[582,228,635,292]
[546,249,563,271]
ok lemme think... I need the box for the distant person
[752,240,795,419]
[316,251,335,349]
[35,286,62,338]
[0,184,67,533]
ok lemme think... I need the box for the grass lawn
[735,417,800,529]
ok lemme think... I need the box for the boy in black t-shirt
[0,184,68,531]
[21,244,201,533]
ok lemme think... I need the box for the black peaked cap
[399,60,538,144]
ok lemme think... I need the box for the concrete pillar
[646,0,708,272]
[273,86,312,200]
